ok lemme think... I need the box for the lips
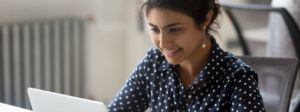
[163,48,182,57]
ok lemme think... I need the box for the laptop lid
[27,88,107,112]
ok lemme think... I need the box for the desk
[0,103,32,112]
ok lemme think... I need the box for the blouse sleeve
[107,55,150,112]
[229,67,265,112]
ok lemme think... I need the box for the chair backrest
[239,56,299,112]
[219,0,300,59]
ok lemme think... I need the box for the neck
[179,37,212,77]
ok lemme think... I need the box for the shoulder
[127,48,164,83]
[135,48,165,72]
[145,48,164,61]
[223,52,258,81]
[142,48,165,65]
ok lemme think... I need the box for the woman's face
[147,8,207,65]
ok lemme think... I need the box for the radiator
[0,18,86,109]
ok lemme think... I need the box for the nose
[158,33,172,49]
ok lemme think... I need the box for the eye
[168,27,181,33]
[150,27,160,34]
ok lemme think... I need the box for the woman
[108,0,265,111]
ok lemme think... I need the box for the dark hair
[141,0,220,34]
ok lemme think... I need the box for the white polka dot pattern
[108,38,265,112]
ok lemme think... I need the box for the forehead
[147,8,194,26]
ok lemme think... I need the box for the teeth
[163,49,178,53]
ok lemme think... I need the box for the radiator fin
[0,18,86,109]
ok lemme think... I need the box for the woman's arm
[229,68,265,112]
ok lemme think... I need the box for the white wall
[0,0,152,104]
[125,0,153,77]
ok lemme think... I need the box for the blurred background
[0,0,154,108]
[1,0,300,111]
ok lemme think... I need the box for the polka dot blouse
[108,38,265,112]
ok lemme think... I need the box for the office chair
[239,56,299,112]
[219,0,300,59]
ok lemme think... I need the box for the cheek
[176,33,202,48]
[176,33,195,46]
[150,36,160,47]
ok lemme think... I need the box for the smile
[163,48,182,57]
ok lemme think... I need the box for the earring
[203,26,206,31]
[202,44,206,48]
[201,36,206,48]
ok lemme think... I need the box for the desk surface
[0,103,32,112]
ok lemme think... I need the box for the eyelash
[150,28,160,33]
[169,27,181,32]
[150,27,181,34]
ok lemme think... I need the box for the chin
[165,58,181,65]
[163,53,184,65]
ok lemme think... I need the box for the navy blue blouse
[108,38,265,112]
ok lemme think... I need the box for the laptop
[27,88,107,112]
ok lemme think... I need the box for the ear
[203,10,213,30]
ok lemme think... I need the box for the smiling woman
[108,0,265,111]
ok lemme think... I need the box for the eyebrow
[148,22,183,29]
